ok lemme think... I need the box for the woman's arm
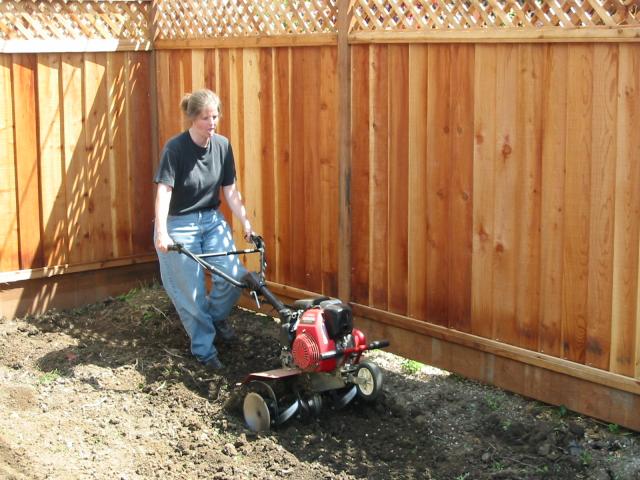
[222,182,253,241]
[154,183,174,252]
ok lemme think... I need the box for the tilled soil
[1,283,640,480]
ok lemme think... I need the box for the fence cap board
[153,33,337,50]
[349,26,640,44]
[0,38,151,54]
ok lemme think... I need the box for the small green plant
[38,369,61,384]
[608,423,620,434]
[401,359,424,375]
[580,450,592,467]
[142,308,156,322]
[501,420,512,431]
[557,404,568,418]
[485,394,501,411]
[455,473,470,480]
[117,287,139,302]
[492,460,505,471]
[536,464,550,474]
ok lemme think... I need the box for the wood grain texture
[240,48,262,273]
[586,44,617,370]
[37,54,68,266]
[406,44,428,320]
[13,54,43,269]
[368,44,389,310]
[258,48,276,281]
[492,44,518,345]
[301,46,322,294]
[514,44,542,350]
[83,52,113,261]
[62,53,89,265]
[350,44,371,305]
[538,44,567,358]
[387,44,409,315]
[128,52,154,255]
[0,55,20,271]
[611,44,640,377]
[471,45,497,339]
[448,44,474,333]
[107,52,133,258]
[425,44,451,327]
[289,47,308,290]
[319,45,339,297]
[562,45,593,364]
[273,47,292,286]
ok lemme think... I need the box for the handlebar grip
[367,340,390,350]
[167,243,183,252]
[249,234,264,249]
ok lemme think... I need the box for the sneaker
[203,356,225,370]
[215,319,237,343]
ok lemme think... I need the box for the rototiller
[169,236,389,432]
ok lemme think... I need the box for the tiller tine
[332,385,357,409]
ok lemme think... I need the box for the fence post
[337,0,352,302]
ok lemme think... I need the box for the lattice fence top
[350,0,640,32]
[1,0,639,51]
[0,0,151,47]
[154,0,338,39]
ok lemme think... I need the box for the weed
[117,287,139,303]
[162,365,178,378]
[455,473,470,480]
[401,359,424,375]
[491,461,505,471]
[38,369,61,385]
[580,450,592,467]
[608,423,620,434]
[142,309,156,322]
[501,420,512,431]
[485,394,501,411]
[536,464,550,474]
[557,404,568,418]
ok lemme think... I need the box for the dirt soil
[2,283,640,480]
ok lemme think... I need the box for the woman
[154,89,253,370]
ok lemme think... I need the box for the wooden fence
[2,0,640,429]
[0,1,157,314]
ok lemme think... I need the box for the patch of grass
[38,369,61,385]
[401,359,424,375]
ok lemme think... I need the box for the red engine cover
[291,309,337,372]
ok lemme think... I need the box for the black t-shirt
[154,131,236,215]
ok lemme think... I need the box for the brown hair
[180,89,221,120]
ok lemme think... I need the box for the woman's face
[191,104,220,138]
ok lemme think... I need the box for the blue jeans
[155,208,246,363]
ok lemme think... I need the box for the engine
[287,300,366,373]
